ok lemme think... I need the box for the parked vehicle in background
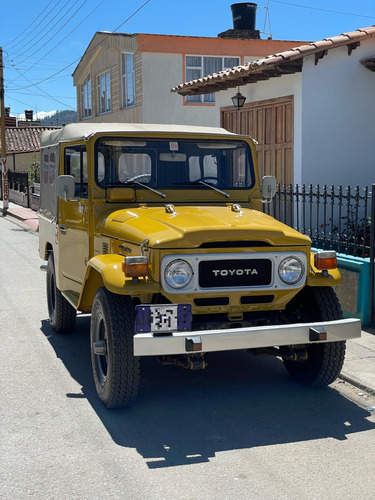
[38,123,361,408]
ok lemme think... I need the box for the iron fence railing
[264,184,372,259]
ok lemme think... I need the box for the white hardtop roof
[40,122,239,148]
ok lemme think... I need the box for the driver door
[58,144,89,293]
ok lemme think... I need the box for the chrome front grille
[161,251,307,295]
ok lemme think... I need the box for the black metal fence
[264,184,372,259]
[264,183,375,326]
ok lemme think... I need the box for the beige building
[72,31,305,127]
[1,125,60,173]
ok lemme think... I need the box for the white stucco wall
[215,73,303,183]
[142,53,218,126]
[301,40,375,189]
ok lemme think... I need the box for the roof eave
[172,26,375,96]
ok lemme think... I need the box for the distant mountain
[39,110,78,126]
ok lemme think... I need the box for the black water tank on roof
[231,3,257,30]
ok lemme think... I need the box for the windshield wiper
[197,180,230,198]
[126,180,166,198]
[173,180,230,198]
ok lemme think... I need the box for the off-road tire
[283,286,346,387]
[90,287,140,409]
[46,253,76,333]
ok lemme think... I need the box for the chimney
[25,109,33,121]
[3,107,16,127]
[218,3,260,40]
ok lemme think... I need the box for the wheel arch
[42,241,54,261]
[78,255,161,312]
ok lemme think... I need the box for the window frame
[97,70,111,115]
[185,55,240,104]
[80,73,92,119]
[121,52,136,109]
[64,144,88,198]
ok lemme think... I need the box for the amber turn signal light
[314,251,337,270]
[122,256,148,278]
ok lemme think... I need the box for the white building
[173,26,375,188]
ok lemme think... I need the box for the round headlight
[278,257,304,285]
[165,259,193,289]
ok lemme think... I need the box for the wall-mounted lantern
[231,87,246,109]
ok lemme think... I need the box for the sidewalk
[1,200,374,394]
[0,201,39,232]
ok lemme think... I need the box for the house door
[221,95,294,185]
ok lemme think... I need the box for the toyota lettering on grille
[199,259,272,288]
[212,268,258,276]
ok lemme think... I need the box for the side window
[65,145,88,198]
[121,53,136,108]
[97,71,111,114]
[80,74,92,119]
[185,55,239,104]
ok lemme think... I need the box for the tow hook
[158,353,207,370]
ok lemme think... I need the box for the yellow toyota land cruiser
[38,123,360,408]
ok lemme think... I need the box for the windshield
[95,137,255,190]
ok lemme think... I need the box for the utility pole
[0,47,9,212]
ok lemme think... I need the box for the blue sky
[2,0,375,117]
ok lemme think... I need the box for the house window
[80,74,92,119]
[185,56,240,103]
[97,70,111,114]
[121,53,135,108]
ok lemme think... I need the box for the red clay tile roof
[1,126,61,154]
[172,26,375,95]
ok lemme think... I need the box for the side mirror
[56,175,75,201]
[261,176,277,202]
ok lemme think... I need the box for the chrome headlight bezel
[278,256,304,285]
[164,259,193,289]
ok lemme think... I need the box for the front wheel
[90,288,140,409]
[46,253,76,333]
[283,286,346,387]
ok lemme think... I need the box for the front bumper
[133,318,361,356]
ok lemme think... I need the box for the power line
[8,0,152,91]
[269,0,375,19]
[15,0,106,79]
[7,69,76,110]
[13,0,84,61]
[4,0,61,50]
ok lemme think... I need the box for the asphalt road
[1,214,375,500]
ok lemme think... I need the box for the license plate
[135,304,192,334]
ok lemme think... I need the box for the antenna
[262,0,273,39]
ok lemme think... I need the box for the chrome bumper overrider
[133,318,361,356]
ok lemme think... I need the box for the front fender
[78,254,160,311]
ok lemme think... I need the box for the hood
[99,205,311,249]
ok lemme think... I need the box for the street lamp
[231,87,246,110]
